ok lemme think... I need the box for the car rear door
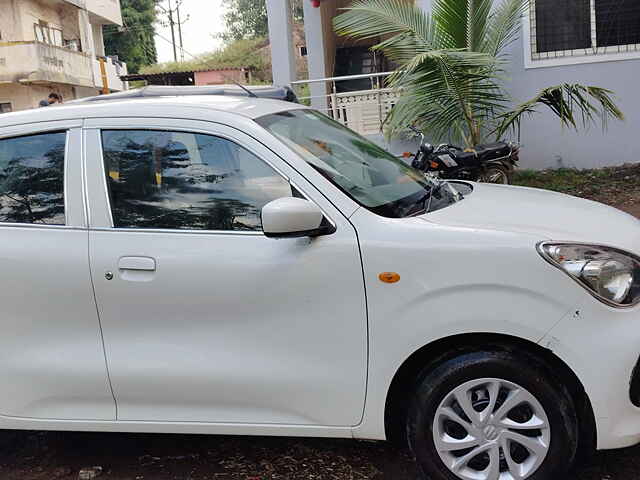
[83,117,367,426]
[0,121,115,420]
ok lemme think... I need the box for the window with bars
[531,0,640,61]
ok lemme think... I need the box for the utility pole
[168,0,177,62]
[177,3,184,61]
[157,0,188,62]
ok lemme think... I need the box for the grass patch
[513,165,640,208]
[514,168,611,195]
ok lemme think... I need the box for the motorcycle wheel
[480,165,512,184]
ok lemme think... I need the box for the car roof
[0,95,307,129]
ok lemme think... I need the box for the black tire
[479,165,513,184]
[407,350,578,480]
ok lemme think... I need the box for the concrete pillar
[78,8,99,91]
[266,0,297,86]
[78,8,96,58]
[302,0,330,111]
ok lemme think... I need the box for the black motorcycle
[407,127,520,184]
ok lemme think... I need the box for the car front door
[0,122,115,420]
[84,118,367,426]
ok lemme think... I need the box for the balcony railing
[291,72,399,136]
[34,24,82,52]
[0,41,127,92]
[0,41,94,87]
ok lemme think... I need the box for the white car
[0,90,639,480]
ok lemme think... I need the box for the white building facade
[267,0,640,169]
[0,0,128,112]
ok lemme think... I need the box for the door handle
[118,256,156,271]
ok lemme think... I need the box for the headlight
[538,243,640,307]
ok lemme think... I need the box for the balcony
[64,0,123,25]
[92,56,128,92]
[0,42,94,88]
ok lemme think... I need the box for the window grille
[531,0,640,61]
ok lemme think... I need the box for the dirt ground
[5,165,640,480]
[513,163,640,216]
[0,429,637,479]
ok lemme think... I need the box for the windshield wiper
[407,189,434,216]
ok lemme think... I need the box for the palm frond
[432,0,494,50]
[335,0,507,146]
[384,50,507,146]
[482,0,528,56]
[494,84,625,140]
[334,0,623,147]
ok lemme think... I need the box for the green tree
[222,0,303,42]
[104,0,158,74]
[335,0,624,148]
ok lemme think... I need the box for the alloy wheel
[433,378,551,480]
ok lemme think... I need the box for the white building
[0,0,128,112]
[267,0,640,169]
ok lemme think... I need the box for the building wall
[417,0,639,169]
[194,70,247,86]
[18,0,64,42]
[85,0,122,25]
[320,1,338,80]
[60,2,81,44]
[0,0,125,112]
[92,22,104,56]
[0,0,81,46]
[0,82,77,111]
[0,0,25,41]
[503,38,640,170]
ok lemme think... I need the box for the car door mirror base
[263,221,336,239]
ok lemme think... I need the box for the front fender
[348,208,585,439]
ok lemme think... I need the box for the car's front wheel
[407,350,578,480]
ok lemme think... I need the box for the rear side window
[0,131,66,225]
[101,130,292,231]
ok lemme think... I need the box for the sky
[155,0,227,63]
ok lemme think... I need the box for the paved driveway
[0,429,637,479]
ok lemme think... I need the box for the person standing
[47,93,62,105]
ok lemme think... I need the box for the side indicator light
[379,272,401,283]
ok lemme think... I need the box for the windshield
[256,110,462,218]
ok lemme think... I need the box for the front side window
[0,131,66,225]
[101,130,292,231]
[531,0,640,61]
[257,110,461,218]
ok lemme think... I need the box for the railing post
[375,75,384,133]
[330,80,339,121]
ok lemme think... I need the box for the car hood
[418,182,640,251]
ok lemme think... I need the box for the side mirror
[262,197,335,239]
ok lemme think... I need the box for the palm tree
[334,0,624,148]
